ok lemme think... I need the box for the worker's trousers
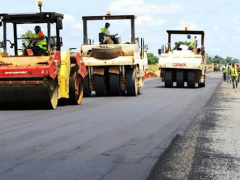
[223,73,226,81]
[231,76,238,88]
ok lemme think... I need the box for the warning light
[38,1,43,13]
[185,27,188,31]
[106,12,111,16]
[38,1,42,7]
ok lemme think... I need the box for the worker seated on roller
[100,22,118,44]
[27,25,47,55]
[185,34,194,50]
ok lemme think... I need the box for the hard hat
[187,35,191,39]
[34,25,41,31]
[105,22,110,28]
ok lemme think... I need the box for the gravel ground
[147,80,240,180]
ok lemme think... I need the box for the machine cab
[0,12,63,57]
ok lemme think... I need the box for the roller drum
[0,79,58,109]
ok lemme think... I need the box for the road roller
[0,3,87,109]
[80,13,148,97]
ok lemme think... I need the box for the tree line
[206,54,240,65]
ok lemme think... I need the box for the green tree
[206,54,239,65]
[147,53,159,65]
[225,56,232,64]
[206,53,212,64]
[232,58,240,64]
[21,30,35,49]
[173,41,185,50]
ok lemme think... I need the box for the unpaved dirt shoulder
[147,81,240,180]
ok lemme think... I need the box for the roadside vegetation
[147,53,159,65]
[206,54,239,64]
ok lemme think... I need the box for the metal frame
[82,15,136,44]
[0,12,64,56]
[166,30,205,48]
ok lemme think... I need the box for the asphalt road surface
[147,73,240,180]
[0,72,222,180]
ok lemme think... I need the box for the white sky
[1,0,240,59]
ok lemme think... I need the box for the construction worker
[186,35,194,50]
[193,36,198,48]
[27,25,47,55]
[222,64,227,81]
[101,22,118,44]
[237,64,240,82]
[214,63,217,72]
[227,63,232,83]
[230,63,238,88]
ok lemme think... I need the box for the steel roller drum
[0,79,58,109]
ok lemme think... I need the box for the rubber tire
[109,74,124,96]
[198,82,205,88]
[94,75,107,96]
[68,72,83,105]
[126,68,138,96]
[83,76,91,97]
[176,70,184,88]
[92,46,122,59]
[187,71,196,88]
[165,70,173,87]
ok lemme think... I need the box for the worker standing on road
[227,63,232,83]
[237,64,240,83]
[214,63,217,72]
[186,35,194,50]
[230,63,238,88]
[222,64,227,82]
[216,64,220,71]
[101,22,118,44]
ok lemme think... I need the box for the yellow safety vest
[189,38,194,47]
[101,27,110,35]
[228,65,232,72]
[35,32,47,50]
[230,66,238,77]
[222,66,226,73]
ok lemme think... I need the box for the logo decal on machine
[5,71,27,75]
[172,63,187,67]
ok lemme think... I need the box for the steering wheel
[112,33,118,38]
[19,38,34,56]
[22,37,34,49]
[27,37,34,47]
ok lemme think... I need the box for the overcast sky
[1,0,240,59]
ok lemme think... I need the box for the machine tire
[92,46,122,59]
[187,71,196,88]
[83,76,91,97]
[126,68,138,96]
[94,74,107,96]
[109,73,124,96]
[48,78,59,109]
[68,72,83,105]
[165,70,173,87]
[176,70,184,88]
[198,81,205,88]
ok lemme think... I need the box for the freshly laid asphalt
[0,72,221,180]
[147,73,240,180]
